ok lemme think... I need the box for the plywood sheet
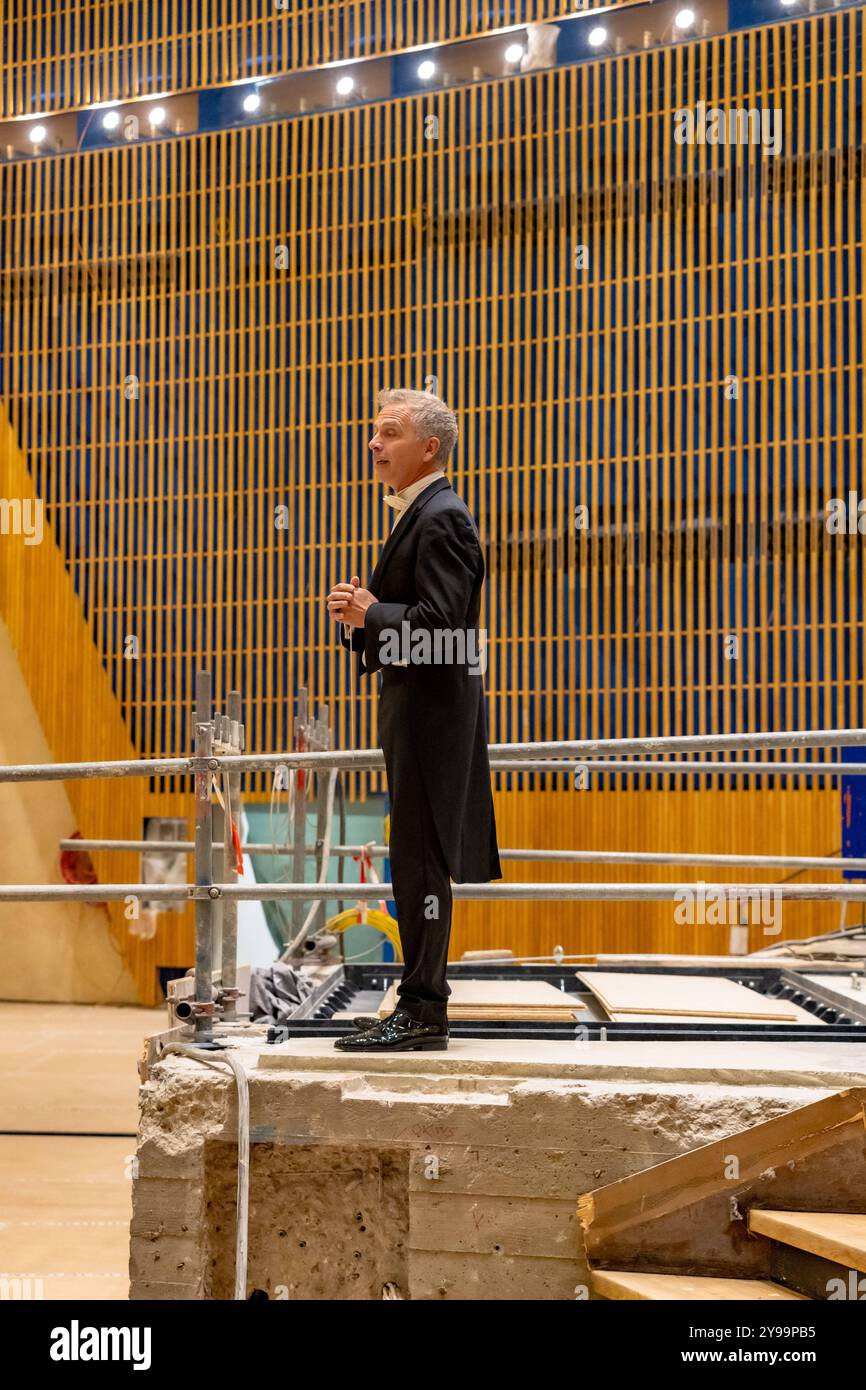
[606,1011,803,1026]
[377,980,586,1019]
[575,971,798,1021]
[334,1005,582,1021]
[446,1010,581,1021]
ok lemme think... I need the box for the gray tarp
[248,963,314,1025]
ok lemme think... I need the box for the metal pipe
[491,849,863,870]
[159,1044,249,1300]
[193,672,215,1045]
[753,923,866,953]
[282,767,339,959]
[7,728,866,781]
[290,691,309,942]
[205,729,866,769]
[211,882,866,903]
[0,756,200,782]
[0,885,205,900]
[311,704,330,937]
[489,760,866,776]
[221,690,242,1022]
[9,881,866,902]
[60,838,368,854]
[210,800,225,980]
[57,838,866,873]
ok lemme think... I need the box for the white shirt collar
[384,469,446,518]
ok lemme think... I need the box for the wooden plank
[604,1011,802,1026]
[445,1009,581,1020]
[446,980,583,1008]
[377,979,586,1018]
[353,1006,584,1022]
[576,971,798,1021]
[748,1211,866,1274]
[592,1271,808,1302]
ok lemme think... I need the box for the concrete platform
[258,1037,866,1087]
[129,1032,866,1300]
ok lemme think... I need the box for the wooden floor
[0,1002,164,1300]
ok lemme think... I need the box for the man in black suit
[326,388,501,1052]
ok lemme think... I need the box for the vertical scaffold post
[312,702,331,937]
[211,796,225,980]
[291,688,308,942]
[222,688,242,1020]
[194,670,215,1044]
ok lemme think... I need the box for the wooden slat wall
[0,405,196,995]
[0,12,863,1000]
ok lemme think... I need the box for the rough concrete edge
[254,1052,866,1090]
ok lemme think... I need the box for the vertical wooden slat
[0,10,861,982]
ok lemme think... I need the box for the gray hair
[377,388,458,464]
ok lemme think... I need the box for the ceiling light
[148,106,166,127]
[674,8,695,26]
[102,109,120,131]
[29,124,47,144]
[242,91,260,113]
[335,75,355,96]
[588,27,607,47]
[417,60,436,80]
[505,43,524,64]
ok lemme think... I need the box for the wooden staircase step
[592,1270,809,1301]
[748,1210,866,1272]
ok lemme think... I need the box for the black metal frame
[274,961,866,1041]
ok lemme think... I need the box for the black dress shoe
[350,1015,380,1030]
[334,1009,448,1052]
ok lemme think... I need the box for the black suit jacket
[340,476,501,883]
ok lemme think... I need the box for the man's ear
[425,436,441,463]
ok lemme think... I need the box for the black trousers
[379,716,451,1025]
[388,778,453,1026]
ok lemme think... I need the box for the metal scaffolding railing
[4,732,866,782]
[2,669,865,1043]
[9,882,866,904]
[58,840,866,874]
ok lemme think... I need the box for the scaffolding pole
[221,690,242,1021]
[58,839,866,873]
[193,671,215,1045]
[7,881,866,903]
[5,728,866,782]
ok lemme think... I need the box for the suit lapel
[368,476,452,592]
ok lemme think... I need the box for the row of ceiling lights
[22,5,804,147]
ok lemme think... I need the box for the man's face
[369,406,439,492]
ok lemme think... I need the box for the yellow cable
[325,907,403,961]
